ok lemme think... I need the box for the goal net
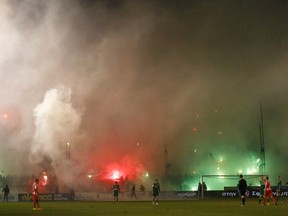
[200,174,266,199]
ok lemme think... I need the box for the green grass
[0,199,287,216]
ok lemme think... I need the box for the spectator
[2,185,9,202]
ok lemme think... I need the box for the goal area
[200,174,266,199]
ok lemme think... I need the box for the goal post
[200,174,267,199]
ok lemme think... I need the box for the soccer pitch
[0,199,287,216]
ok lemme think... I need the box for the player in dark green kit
[276,175,282,203]
[259,176,265,205]
[152,179,160,205]
[112,181,120,204]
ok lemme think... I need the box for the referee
[238,174,247,206]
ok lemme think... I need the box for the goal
[200,174,266,199]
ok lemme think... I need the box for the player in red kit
[263,176,277,206]
[32,179,41,210]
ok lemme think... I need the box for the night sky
[1,0,288,190]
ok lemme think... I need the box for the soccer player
[276,175,282,203]
[32,179,41,210]
[263,176,277,206]
[258,176,265,205]
[112,181,120,204]
[238,174,247,206]
[152,178,160,205]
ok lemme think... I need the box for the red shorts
[33,194,39,201]
[265,188,272,197]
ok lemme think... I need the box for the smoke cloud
[31,85,81,177]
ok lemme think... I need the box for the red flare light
[2,113,8,118]
[111,170,121,180]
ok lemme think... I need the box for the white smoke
[31,85,81,175]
